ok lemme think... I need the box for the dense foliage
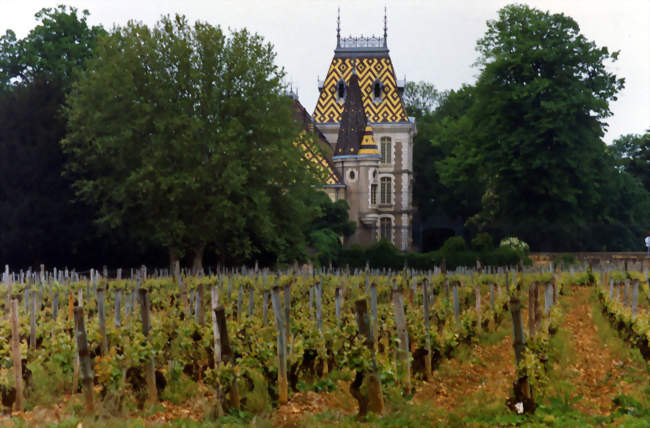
[0,7,165,269]
[409,4,650,251]
[62,15,324,271]
[0,268,515,417]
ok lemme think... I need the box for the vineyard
[0,263,648,427]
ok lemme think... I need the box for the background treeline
[0,7,353,270]
[407,5,650,252]
[0,5,648,271]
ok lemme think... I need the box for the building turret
[313,10,416,249]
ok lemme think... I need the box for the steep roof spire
[334,74,379,159]
[383,6,388,47]
[336,7,341,48]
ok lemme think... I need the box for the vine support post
[29,289,37,349]
[475,278,481,332]
[248,284,254,317]
[262,290,269,326]
[10,299,23,412]
[631,280,639,317]
[74,307,94,413]
[197,283,205,327]
[392,288,411,394]
[97,285,108,355]
[452,281,460,322]
[211,285,221,367]
[215,306,238,410]
[509,283,535,413]
[370,282,378,347]
[138,288,158,404]
[335,287,342,325]
[422,278,432,380]
[271,286,288,405]
[315,278,323,332]
[283,282,291,346]
[114,288,122,328]
[353,298,384,416]
[528,281,537,338]
[236,283,243,321]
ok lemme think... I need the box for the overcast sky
[2,0,648,143]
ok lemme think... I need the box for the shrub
[480,246,520,267]
[471,232,494,251]
[441,236,467,253]
[499,237,530,255]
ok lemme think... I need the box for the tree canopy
[411,4,648,251]
[63,15,322,270]
[0,7,152,269]
[610,130,650,193]
[0,5,105,91]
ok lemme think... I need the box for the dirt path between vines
[558,286,648,415]
[411,327,516,415]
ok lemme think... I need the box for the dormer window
[337,79,346,102]
[373,79,383,102]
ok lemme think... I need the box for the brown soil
[557,286,649,415]
[412,331,516,412]
[271,380,356,427]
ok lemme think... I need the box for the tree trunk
[169,247,180,273]
[192,243,205,275]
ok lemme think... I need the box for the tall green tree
[0,7,127,269]
[407,84,483,249]
[0,6,105,91]
[440,4,625,250]
[63,15,319,270]
[610,130,650,192]
[403,81,441,117]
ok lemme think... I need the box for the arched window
[380,217,392,242]
[337,79,346,101]
[380,137,391,165]
[380,177,392,205]
[370,183,377,206]
[373,79,382,101]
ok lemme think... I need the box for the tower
[313,10,416,250]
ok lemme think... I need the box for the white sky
[1,0,648,143]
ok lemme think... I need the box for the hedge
[337,239,522,270]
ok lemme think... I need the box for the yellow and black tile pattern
[295,130,341,185]
[313,57,408,124]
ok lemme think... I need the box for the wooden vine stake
[215,306,238,410]
[370,282,378,347]
[271,285,288,404]
[392,288,411,394]
[197,283,205,327]
[452,281,460,322]
[211,285,221,367]
[335,287,342,325]
[29,290,37,349]
[97,285,108,355]
[475,278,482,332]
[422,278,433,380]
[315,278,327,374]
[528,282,537,338]
[352,298,384,417]
[138,288,158,404]
[73,307,94,413]
[10,299,24,412]
[508,271,535,413]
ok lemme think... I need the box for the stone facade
[312,29,416,250]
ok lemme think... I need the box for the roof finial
[384,5,388,47]
[337,7,341,48]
